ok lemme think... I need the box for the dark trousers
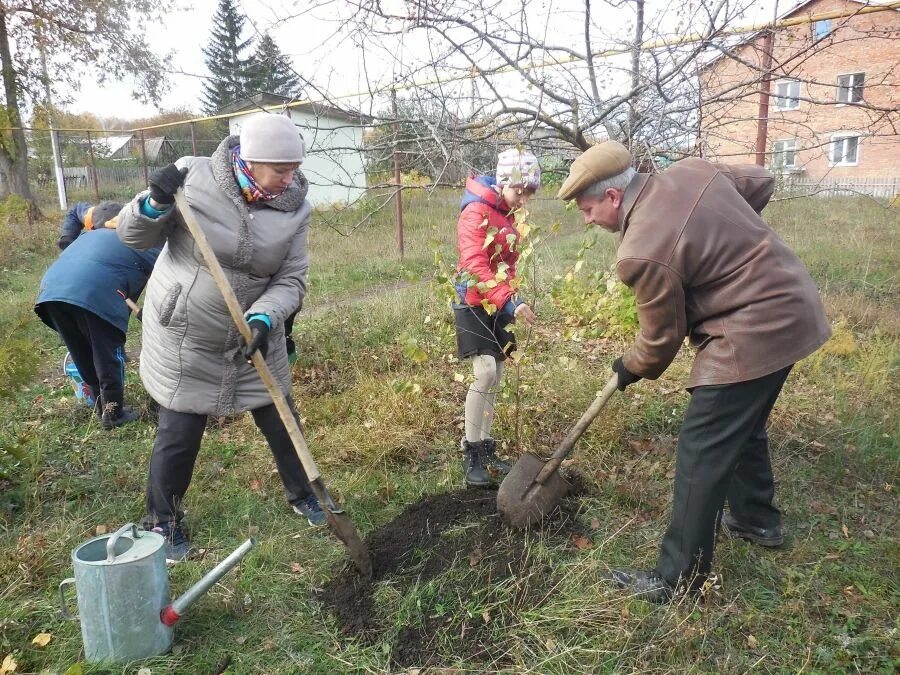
[143,399,313,526]
[42,301,126,409]
[655,366,792,589]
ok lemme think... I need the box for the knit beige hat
[239,113,306,163]
[557,141,632,201]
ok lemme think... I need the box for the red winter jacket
[456,175,521,312]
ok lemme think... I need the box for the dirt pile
[318,486,587,668]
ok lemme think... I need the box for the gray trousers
[656,366,792,590]
[143,399,312,526]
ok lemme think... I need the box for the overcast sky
[70,0,787,121]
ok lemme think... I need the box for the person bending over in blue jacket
[36,209,161,429]
[57,200,124,250]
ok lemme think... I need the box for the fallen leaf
[453,372,465,383]
[249,479,261,492]
[0,654,18,675]
[746,634,758,649]
[482,610,490,624]
[137,668,152,675]
[841,524,849,538]
[590,517,600,530]
[235,636,247,645]
[31,632,52,647]
[571,534,593,550]
[863,529,875,539]
[248,525,259,537]
[468,549,483,567]
[94,525,108,535]
[290,562,303,574]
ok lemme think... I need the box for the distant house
[699,0,900,184]
[92,134,178,163]
[220,93,372,206]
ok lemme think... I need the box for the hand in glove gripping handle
[612,357,642,391]
[148,164,188,205]
[241,316,271,362]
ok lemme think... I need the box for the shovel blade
[496,452,570,529]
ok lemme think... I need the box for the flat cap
[557,141,632,201]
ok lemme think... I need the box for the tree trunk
[628,0,645,147]
[0,8,35,202]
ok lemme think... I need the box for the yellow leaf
[453,372,465,383]
[508,278,521,290]
[746,634,758,649]
[0,654,18,675]
[518,222,531,239]
[32,632,52,647]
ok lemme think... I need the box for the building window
[773,79,800,111]
[772,139,798,171]
[830,134,860,166]
[836,73,865,104]
[813,19,832,40]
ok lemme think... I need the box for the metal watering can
[59,523,255,663]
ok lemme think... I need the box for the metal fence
[777,176,900,199]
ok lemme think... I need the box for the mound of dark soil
[317,485,588,669]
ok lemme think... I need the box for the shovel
[173,191,372,579]
[497,373,619,528]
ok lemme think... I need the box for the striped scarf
[231,146,278,202]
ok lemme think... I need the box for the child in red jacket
[453,148,540,487]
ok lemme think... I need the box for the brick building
[699,0,900,185]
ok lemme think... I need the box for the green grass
[0,192,897,673]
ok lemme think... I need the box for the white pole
[50,127,67,210]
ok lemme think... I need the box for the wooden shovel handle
[173,191,320,482]
[534,373,619,485]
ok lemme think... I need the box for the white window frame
[773,79,801,111]
[829,133,862,167]
[771,138,799,171]
[836,72,865,105]
[813,19,832,41]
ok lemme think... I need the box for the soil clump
[318,483,588,668]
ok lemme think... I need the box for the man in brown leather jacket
[558,142,831,602]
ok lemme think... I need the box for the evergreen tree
[247,34,303,99]
[201,0,255,113]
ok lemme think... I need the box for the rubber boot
[481,438,511,477]
[462,440,492,488]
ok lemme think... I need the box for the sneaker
[148,521,196,563]
[292,495,327,527]
[610,569,675,604]
[102,406,140,430]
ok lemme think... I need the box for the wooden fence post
[85,130,100,201]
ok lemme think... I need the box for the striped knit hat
[496,148,541,189]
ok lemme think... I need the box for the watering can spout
[160,538,256,627]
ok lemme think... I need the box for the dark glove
[612,357,642,391]
[148,164,188,205]
[241,318,271,362]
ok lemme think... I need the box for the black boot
[481,438,511,477]
[101,392,140,430]
[462,440,492,488]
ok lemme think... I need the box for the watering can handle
[59,578,78,621]
[106,523,141,562]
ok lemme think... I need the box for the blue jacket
[58,202,93,250]
[36,229,161,335]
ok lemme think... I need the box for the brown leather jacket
[616,158,831,388]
